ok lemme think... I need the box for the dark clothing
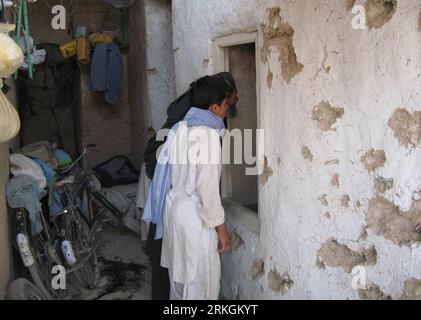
[166,89,192,125]
[144,90,193,179]
[90,42,123,104]
[147,223,170,300]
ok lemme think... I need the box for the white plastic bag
[0,24,24,78]
[0,23,23,143]
[9,154,47,189]
[0,91,20,143]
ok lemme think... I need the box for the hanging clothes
[90,42,123,104]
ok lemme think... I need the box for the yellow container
[77,37,91,64]
[59,40,77,59]
[88,33,113,48]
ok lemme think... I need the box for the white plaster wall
[145,0,176,130]
[172,0,421,299]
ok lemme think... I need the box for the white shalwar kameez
[161,124,225,300]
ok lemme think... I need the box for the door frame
[212,31,262,208]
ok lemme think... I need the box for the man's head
[190,75,234,118]
[212,72,239,118]
[191,72,238,118]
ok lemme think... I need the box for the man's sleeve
[196,130,225,229]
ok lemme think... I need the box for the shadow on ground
[75,226,152,300]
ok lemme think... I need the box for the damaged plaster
[316,239,377,273]
[360,227,369,240]
[251,259,265,280]
[409,198,421,226]
[312,101,344,131]
[331,173,340,187]
[366,196,421,246]
[361,149,386,172]
[261,7,303,83]
[319,194,329,206]
[301,146,314,162]
[346,0,356,11]
[400,279,421,300]
[358,284,392,300]
[230,229,245,251]
[365,0,397,29]
[374,177,394,194]
[388,108,421,148]
[325,159,340,166]
[259,156,273,186]
[268,269,294,293]
[341,194,351,208]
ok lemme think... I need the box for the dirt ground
[75,226,152,300]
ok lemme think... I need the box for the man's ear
[209,103,219,112]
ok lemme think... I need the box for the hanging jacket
[90,42,123,104]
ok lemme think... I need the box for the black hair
[213,72,237,92]
[190,75,233,110]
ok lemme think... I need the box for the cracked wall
[268,269,294,293]
[367,197,421,246]
[361,149,386,172]
[302,146,314,162]
[251,259,265,280]
[312,101,344,131]
[346,0,356,11]
[400,279,421,300]
[172,0,421,300]
[317,239,377,273]
[259,156,273,186]
[359,284,392,300]
[388,109,421,148]
[230,229,245,251]
[365,0,397,29]
[261,8,303,83]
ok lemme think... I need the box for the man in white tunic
[160,77,234,300]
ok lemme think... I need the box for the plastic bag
[0,90,20,143]
[0,24,24,78]
[0,23,23,143]
[9,153,47,189]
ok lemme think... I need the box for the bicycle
[56,144,128,231]
[9,144,129,299]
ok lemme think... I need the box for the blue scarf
[142,107,225,240]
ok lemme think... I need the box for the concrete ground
[76,226,152,300]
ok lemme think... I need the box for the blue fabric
[90,42,123,104]
[54,148,72,167]
[34,159,63,217]
[7,175,47,235]
[143,107,225,240]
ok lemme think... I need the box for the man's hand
[216,223,231,255]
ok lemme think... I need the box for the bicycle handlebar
[58,144,98,174]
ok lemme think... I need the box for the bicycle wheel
[15,209,63,300]
[6,278,46,300]
[62,210,98,289]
